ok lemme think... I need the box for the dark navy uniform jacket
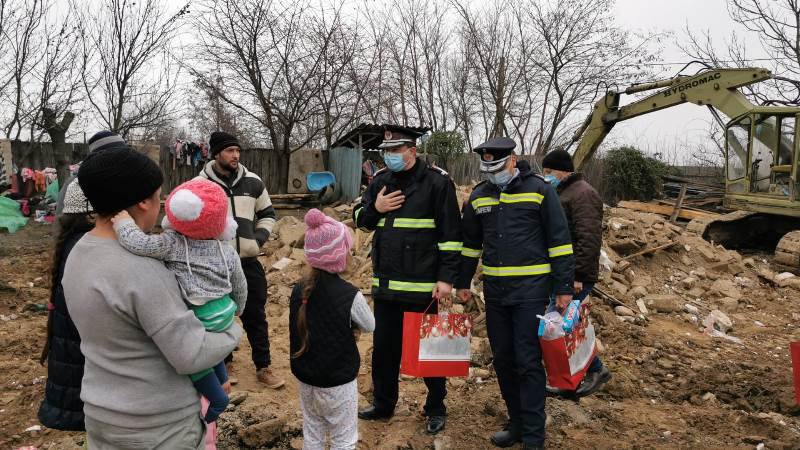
[456,166,575,304]
[353,158,462,304]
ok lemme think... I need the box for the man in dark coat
[542,149,611,397]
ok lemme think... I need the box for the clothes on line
[171,140,210,167]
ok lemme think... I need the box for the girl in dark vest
[38,181,94,431]
[290,209,374,449]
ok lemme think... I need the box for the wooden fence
[159,146,285,194]
[8,140,90,170]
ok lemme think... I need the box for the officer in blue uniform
[457,137,575,449]
[353,125,462,435]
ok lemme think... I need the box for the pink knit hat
[164,179,236,240]
[304,209,352,273]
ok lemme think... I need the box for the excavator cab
[723,108,800,212]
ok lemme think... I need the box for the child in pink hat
[111,178,246,423]
[289,209,374,450]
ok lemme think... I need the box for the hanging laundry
[34,171,47,192]
[43,167,58,184]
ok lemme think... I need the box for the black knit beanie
[77,147,164,215]
[541,149,574,172]
[209,131,240,157]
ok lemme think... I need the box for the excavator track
[689,212,800,269]
[775,230,800,268]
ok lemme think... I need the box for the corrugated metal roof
[331,123,431,150]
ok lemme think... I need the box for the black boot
[426,415,446,434]
[576,366,612,397]
[490,423,521,448]
[546,383,578,401]
[358,405,393,421]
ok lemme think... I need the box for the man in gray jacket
[63,146,242,449]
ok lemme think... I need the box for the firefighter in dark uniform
[456,137,575,449]
[353,125,462,435]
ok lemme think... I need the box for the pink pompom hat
[303,208,352,273]
[164,179,235,240]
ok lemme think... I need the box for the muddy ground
[1,208,800,449]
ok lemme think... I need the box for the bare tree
[75,0,188,139]
[1,0,47,139]
[452,0,534,142]
[683,0,800,104]
[193,0,360,192]
[526,0,658,157]
[0,0,84,184]
[186,76,257,148]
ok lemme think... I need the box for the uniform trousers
[485,300,547,447]
[371,297,447,416]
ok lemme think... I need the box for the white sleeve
[350,291,375,332]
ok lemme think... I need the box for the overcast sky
[609,0,764,163]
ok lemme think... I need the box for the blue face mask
[486,169,513,187]
[544,174,560,187]
[383,151,408,172]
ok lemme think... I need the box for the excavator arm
[570,67,773,170]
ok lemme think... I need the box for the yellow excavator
[569,66,800,269]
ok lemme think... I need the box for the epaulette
[531,172,546,181]
[429,165,449,177]
[373,167,388,176]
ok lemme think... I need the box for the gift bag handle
[423,297,439,315]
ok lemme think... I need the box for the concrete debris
[629,286,648,299]
[238,416,288,447]
[636,299,649,315]
[614,306,635,317]
[470,337,492,366]
[270,257,293,272]
[228,391,248,406]
[434,436,453,450]
[645,295,682,313]
[703,309,733,334]
[275,216,307,248]
[774,272,795,283]
[715,297,739,313]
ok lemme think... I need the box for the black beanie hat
[77,147,164,215]
[541,149,574,172]
[209,131,240,157]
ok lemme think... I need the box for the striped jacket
[456,167,575,304]
[197,161,277,258]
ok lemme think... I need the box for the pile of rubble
[597,206,800,344]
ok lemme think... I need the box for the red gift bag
[540,304,596,391]
[791,342,800,406]
[401,309,472,378]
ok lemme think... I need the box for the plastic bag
[537,311,565,340]
[45,179,59,203]
[0,196,28,233]
[599,249,615,272]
